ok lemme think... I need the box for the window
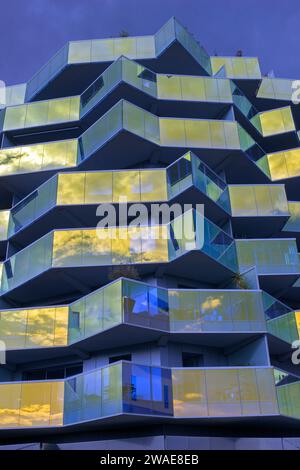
[109,354,132,364]
[182,352,204,367]
[22,362,83,381]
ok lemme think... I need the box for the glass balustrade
[254,106,295,137]
[0,277,265,351]
[0,210,236,295]
[3,96,80,131]
[236,238,300,274]
[211,57,261,79]
[4,151,230,240]
[0,362,278,429]
[257,148,300,181]
[0,139,78,177]
[229,184,289,217]
[257,79,294,101]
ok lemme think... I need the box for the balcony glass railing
[262,291,292,321]
[3,96,80,131]
[4,84,26,107]
[257,78,294,101]
[254,106,295,137]
[0,363,278,429]
[229,184,289,217]
[283,202,300,232]
[5,152,229,240]
[25,18,211,101]
[0,139,78,177]
[0,210,237,295]
[0,100,248,179]
[4,57,230,134]
[157,74,231,103]
[275,370,300,419]
[267,310,300,344]
[0,278,266,350]
[211,56,261,79]
[257,148,300,181]
[236,238,300,274]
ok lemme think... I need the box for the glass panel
[57,173,85,205]
[205,369,242,416]
[85,172,113,203]
[113,171,140,202]
[172,369,207,417]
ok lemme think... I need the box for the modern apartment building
[0,17,300,450]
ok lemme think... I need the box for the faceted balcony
[25,17,211,102]
[0,210,238,304]
[256,78,298,117]
[0,99,268,205]
[0,277,266,363]
[236,238,300,295]
[229,184,290,237]
[3,151,230,249]
[211,56,261,96]
[0,362,279,436]
[1,57,232,140]
[251,106,299,152]
[257,147,300,200]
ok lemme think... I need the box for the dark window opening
[109,354,132,364]
[22,363,83,381]
[182,352,204,367]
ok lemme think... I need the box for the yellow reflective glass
[267,152,289,180]
[114,37,136,58]
[4,106,26,130]
[0,383,21,428]
[0,310,27,349]
[160,119,185,146]
[140,226,168,263]
[206,369,241,416]
[172,369,207,417]
[68,41,91,63]
[0,210,9,240]
[229,186,257,216]
[25,308,56,348]
[113,171,141,202]
[52,230,83,267]
[157,75,181,100]
[180,76,205,101]
[185,120,210,147]
[259,107,295,137]
[57,173,85,205]
[25,101,48,127]
[85,172,113,203]
[140,170,167,201]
